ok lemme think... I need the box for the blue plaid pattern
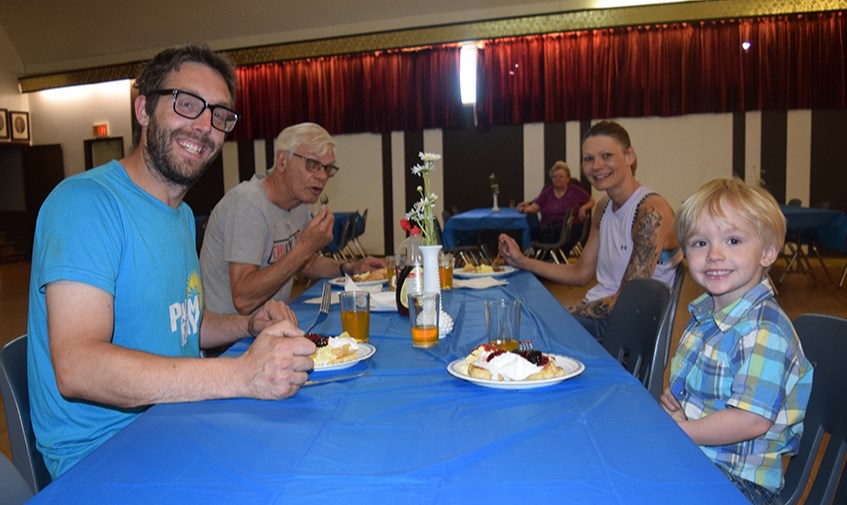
[669,278,813,493]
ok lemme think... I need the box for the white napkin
[343,275,384,294]
[369,291,397,312]
[304,277,394,311]
[453,277,508,289]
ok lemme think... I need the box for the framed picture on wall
[84,137,125,169]
[0,109,8,139]
[10,111,30,141]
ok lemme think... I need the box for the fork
[304,282,331,334]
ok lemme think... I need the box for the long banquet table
[28,271,746,504]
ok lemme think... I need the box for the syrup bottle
[396,229,422,316]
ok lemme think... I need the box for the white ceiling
[0,0,700,76]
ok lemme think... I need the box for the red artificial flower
[410,226,421,235]
[400,219,411,231]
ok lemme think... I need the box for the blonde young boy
[660,178,813,505]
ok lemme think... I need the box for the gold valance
[18,0,847,93]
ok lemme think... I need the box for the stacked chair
[569,209,592,260]
[529,210,574,264]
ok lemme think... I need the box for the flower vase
[419,245,442,295]
[492,194,500,212]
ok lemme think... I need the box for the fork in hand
[304,282,331,335]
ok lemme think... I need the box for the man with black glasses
[27,44,316,479]
[200,122,383,316]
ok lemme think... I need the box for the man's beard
[143,116,219,189]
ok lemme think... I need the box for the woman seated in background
[501,122,680,341]
[517,161,594,255]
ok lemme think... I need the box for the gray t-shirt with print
[200,175,310,314]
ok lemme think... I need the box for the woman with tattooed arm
[498,121,681,340]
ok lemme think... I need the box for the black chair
[0,335,52,493]
[329,214,356,262]
[602,278,673,393]
[570,209,592,259]
[646,261,686,400]
[776,314,847,505]
[439,217,486,267]
[0,452,33,505]
[529,210,574,264]
[348,208,369,258]
[194,214,209,255]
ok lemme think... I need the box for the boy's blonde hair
[675,178,786,250]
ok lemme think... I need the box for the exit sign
[92,123,109,137]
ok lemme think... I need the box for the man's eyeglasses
[151,89,239,133]
[290,152,340,177]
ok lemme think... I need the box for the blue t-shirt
[27,160,202,478]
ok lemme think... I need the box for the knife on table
[303,371,370,387]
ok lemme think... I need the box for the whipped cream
[327,332,359,350]
[473,350,542,381]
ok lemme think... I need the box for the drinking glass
[339,291,370,342]
[409,292,440,348]
[385,255,396,290]
[485,299,521,344]
[438,252,454,290]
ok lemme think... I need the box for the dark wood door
[21,144,65,253]
[23,144,64,213]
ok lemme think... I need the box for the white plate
[328,277,387,287]
[447,353,585,389]
[313,342,376,372]
[453,265,517,278]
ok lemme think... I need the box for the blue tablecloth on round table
[442,207,535,250]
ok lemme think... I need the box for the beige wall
[3,76,823,255]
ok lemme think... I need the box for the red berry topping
[306,333,328,347]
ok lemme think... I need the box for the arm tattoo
[569,297,616,319]
[622,206,662,282]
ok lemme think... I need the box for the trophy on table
[489,173,500,212]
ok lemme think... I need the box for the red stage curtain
[476,11,847,127]
[232,44,465,140]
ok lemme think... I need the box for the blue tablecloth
[29,272,746,504]
[782,205,847,253]
[442,207,535,250]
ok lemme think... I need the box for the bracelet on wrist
[338,262,347,277]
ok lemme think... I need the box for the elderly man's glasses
[290,152,340,177]
[152,89,239,133]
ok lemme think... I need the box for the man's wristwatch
[338,262,349,277]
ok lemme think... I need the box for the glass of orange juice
[385,255,396,290]
[339,291,370,342]
[438,252,454,290]
[409,292,440,348]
